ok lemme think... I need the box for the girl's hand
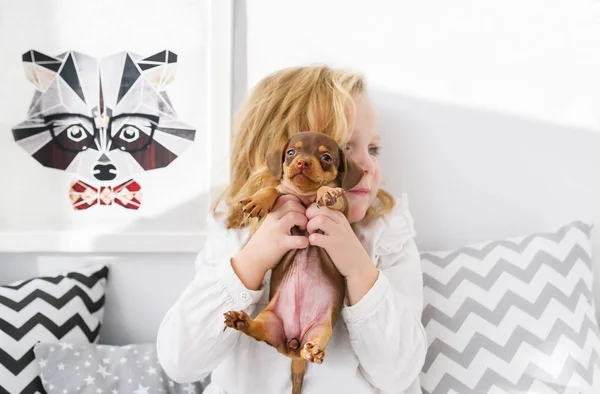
[232,194,308,290]
[306,202,380,305]
[305,203,370,278]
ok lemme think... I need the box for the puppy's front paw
[224,310,248,330]
[240,188,279,219]
[316,187,345,209]
[301,341,324,364]
[240,197,269,219]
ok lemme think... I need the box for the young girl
[157,66,427,394]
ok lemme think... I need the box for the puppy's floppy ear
[267,145,285,179]
[338,147,364,190]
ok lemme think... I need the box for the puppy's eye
[286,149,296,156]
[321,153,332,162]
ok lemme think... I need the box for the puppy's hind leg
[223,308,287,352]
[300,320,333,364]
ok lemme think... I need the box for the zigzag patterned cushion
[420,221,600,394]
[0,264,109,394]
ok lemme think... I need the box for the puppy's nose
[297,158,311,168]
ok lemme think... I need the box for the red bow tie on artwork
[69,179,142,210]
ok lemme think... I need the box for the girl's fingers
[305,204,342,223]
[283,235,309,250]
[272,194,300,209]
[308,232,327,248]
[281,211,308,231]
[272,198,305,218]
[306,215,335,235]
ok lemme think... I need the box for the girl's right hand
[231,194,308,290]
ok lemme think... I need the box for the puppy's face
[267,131,363,194]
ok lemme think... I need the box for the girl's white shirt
[157,193,427,394]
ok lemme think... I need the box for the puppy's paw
[316,187,345,209]
[223,310,249,331]
[301,341,324,364]
[239,197,269,219]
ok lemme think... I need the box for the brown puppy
[223,131,363,394]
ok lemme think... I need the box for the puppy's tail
[291,358,307,394]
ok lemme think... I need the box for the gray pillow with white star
[33,342,210,394]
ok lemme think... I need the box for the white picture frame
[0,0,233,253]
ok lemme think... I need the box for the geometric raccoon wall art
[11,50,197,210]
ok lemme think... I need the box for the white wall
[245,0,600,132]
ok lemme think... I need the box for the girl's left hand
[305,202,371,278]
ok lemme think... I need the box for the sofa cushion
[0,264,109,394]
[420,221,600,393]
[33,342,210,394]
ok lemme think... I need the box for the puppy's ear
[338,147,364,190]
[267,145,284,179]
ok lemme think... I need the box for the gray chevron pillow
[0,264,108,394]
[420,221,600,394]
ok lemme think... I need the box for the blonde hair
[214,65,395,229]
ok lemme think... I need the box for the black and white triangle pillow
[0,264,109,394]
[420,221,600,394]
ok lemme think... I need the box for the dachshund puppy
[224,131,363,394]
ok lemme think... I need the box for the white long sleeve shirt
[156,193,427,394]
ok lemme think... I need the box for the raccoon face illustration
[11,50,196,209]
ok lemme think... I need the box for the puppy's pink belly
[272,247,338,342]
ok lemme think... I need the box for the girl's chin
[346,192,377,223]
[347,201,368,224]
[347,209,366,224]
